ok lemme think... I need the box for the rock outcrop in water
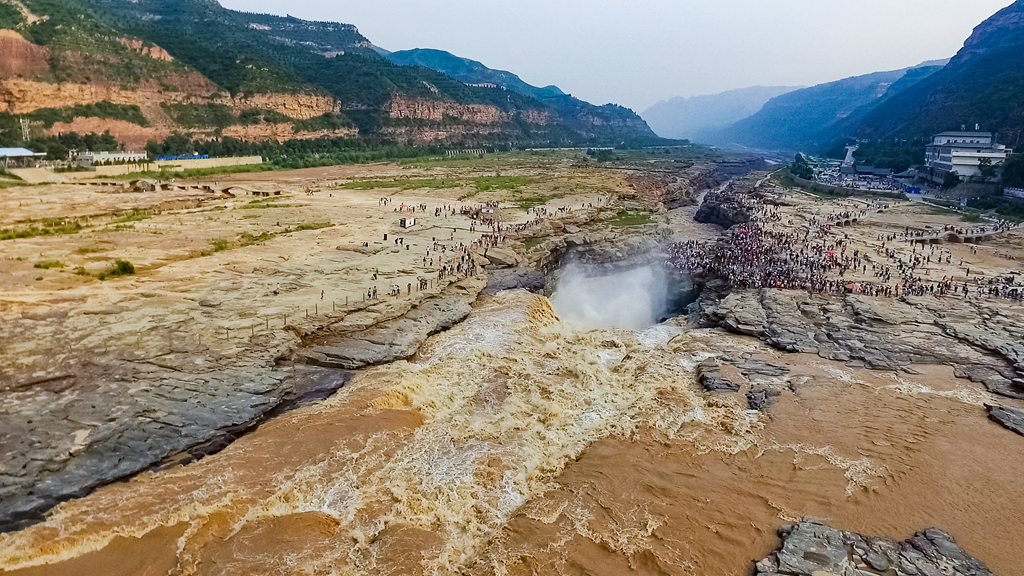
[699,289,1024,399]
[697,360,740,392]
[755,519,995,576]
[986,404,1024,436]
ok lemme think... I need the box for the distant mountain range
[687,1,1024,154]
[640,86,802,141]
[0,0,666,150]
[701,61,948,151]
[5,0,1022,155]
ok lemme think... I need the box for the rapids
[1,291,1022,575]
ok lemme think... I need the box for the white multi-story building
[75,151,150,167]
[924,131,1012,183]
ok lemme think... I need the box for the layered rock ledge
[699,288,1024,400]
[755,519,995,576]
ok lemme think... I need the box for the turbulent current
[2,290,1023,575]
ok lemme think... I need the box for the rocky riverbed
[0,151,763,533]
[3,153,1024,575]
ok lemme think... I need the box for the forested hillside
[0,0,667,152]
[386,49,568,101]
[707,63,945,151]
[850,0,1024,146]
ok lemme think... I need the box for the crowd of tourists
[667,193,1023,302]
[899,221,1018,243]
[814,175,908,192]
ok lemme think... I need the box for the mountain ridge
[641,86,803,141]
[704,60,949,151]
[0,0,667,150]
[380,47,670,148]
[848,1,1024,145]
[385,49,568,102]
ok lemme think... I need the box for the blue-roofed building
[0,147,46,169]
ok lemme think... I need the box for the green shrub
[162,103,239,129]
[0,218,85,241]
[34,260,64,269]
[341,178,460,191]
[293,113,354,133]
[243,200,291,209]
[26,102,149,129]
[98,259,135,280]
[289,222,332,232]
[514,192,563,211]
[239,231,274,246]
[967,196,1024,221]
[239,108,292,125]
[604,210,653,227]
[474,176,535,193]
[943,171,961,190]
[211,238,230,251]
[111,208,152,223]
[0,3,22,29]
[73,266,89,276]
[790,154,814,180]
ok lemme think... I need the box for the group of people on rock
[814,175,908,192]
[668,223,863,294]
[667,191,1023,302]
[897,221,1018,243]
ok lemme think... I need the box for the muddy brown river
[1,291,1021,576]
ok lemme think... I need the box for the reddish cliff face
[387,95,504,124]
[520,109,550,125]
[221,123,357,143]
[0,30,49,79]
[218,92,341,120]
[117,38,174,62]
[0,77,341,119]
[45,118,170,150]
[382,95,568,144]
[0,26,345,147]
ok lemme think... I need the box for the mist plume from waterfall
[550,261,670,331]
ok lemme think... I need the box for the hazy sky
[222,0,1013,112]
